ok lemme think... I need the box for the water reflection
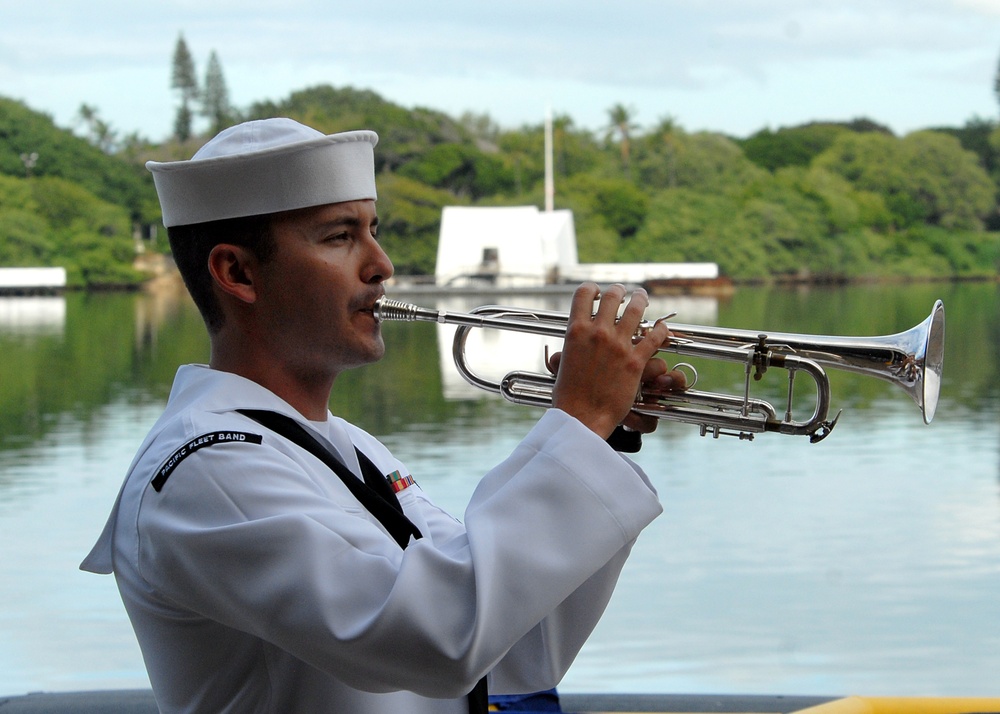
[0,296,65,337]
[429,293,719,401]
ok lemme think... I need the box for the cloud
[1,0,997,139]
[953,0,1000,14]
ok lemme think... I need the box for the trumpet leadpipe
[374,297,664,339]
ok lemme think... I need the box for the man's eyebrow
[317,216,358,230]
[315,215,378,231]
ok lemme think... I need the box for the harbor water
[0,281,997,697]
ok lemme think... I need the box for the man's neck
[209,337,335,421]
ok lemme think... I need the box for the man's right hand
[549,283,672,439]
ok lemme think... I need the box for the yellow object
[794,697,1000,714]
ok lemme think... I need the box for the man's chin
[351,338,386,368]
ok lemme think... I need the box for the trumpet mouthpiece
[373,297,445,324]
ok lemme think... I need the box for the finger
[666,367,688,391]
[617,288,650,334]
[594,283,628,324]
[568,282,601,324]
[634,317,671,361]
[546,350,562,375]
[641,356,668,383]
[642,368,688,395]
[622,412,659,434]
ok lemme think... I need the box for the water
[1,282,998,697]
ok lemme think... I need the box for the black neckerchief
[235,409,488,713]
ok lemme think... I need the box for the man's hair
[167,214,277,334]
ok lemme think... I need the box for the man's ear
[207,244,258,304]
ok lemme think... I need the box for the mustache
[353,286,386,312]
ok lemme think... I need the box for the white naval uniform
[81,365,662,713]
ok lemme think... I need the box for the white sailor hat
[146,118,378,227]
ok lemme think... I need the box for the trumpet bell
[666,298,946,424]
[916,300,946,423]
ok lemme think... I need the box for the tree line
[244,86,999,282]
[0,66,998,287]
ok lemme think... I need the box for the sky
[2,0,1000,144]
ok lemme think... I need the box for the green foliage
[932,117,1000,176]
[633,118,683,188]
[628,134,1000,283]
[375,173,460,275]
[631,189,769,278]
[900,131,995,229]
[0,97,158,224]
[594,181,648,239]
[0,173,142,287]
[0,208,50,263]
[546,187,621,263]
[667,132,769,194]
[737,119,892,173]
[2,79,999,288]
[495,116,605,196]
[397,142,515,198]
[739,123,850,171]
[890,225,1000,278]
[813,130,995,230]
[246,85,473,173]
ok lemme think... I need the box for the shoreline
[2,256,995,297]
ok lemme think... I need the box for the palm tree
[76,103,117,153]
[653,115,680,188]
[606,103,639,177]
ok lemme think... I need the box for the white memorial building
[434,204,718,289]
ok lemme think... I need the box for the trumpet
[374,296,945,443]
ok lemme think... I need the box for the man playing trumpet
[82,118,685,713]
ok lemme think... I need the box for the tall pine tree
[201,51,234,135]
[994,48,1000,118]
[171,34,199,142]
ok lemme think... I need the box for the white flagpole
[544,106,554,212]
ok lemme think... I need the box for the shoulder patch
[151,431,263,492]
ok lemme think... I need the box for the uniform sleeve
[135,408,660,699]
[460,409,661,693]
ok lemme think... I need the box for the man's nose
[364,238,394,284]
